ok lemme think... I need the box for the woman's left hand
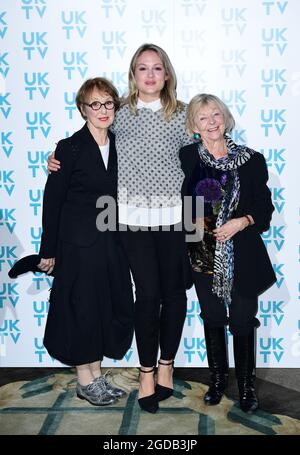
[37,258,55,275]
[213,217,249,243]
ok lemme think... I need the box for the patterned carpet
[0,368,299,435]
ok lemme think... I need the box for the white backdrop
[0,0,299,367]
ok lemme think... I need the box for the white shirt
[118,99,183,227]
[99,139,109,169]
[136,97,162,112]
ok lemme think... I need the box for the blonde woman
[180,94,276,413]
[48,44,193,413]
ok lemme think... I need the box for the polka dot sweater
[113,103,192,212]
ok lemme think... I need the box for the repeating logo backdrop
[0,0,299,367]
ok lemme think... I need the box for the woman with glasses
[35,78,134,406]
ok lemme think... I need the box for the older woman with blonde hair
[180,93,276,413]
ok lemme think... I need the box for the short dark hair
[76,77,120,119]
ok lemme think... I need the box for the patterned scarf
[197,135,255,305]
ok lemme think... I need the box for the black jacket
[39,124,117,258]
[180,143,277,298]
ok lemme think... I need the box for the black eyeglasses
[83,100,115,111]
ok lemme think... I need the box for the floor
[1,367,299,420]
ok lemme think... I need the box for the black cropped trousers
[120,227,188,367]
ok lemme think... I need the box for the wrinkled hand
[213,217,249,243]
[47,150,60,174]
[37,258,55,275]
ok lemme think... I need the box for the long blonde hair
[126,43,184,120]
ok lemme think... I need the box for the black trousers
[120,227,187,367]
[192,272,260,336]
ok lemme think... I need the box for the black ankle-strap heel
[138,367,159,414]
[155,360,174,402]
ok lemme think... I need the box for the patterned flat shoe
[95,371,127,398]
[76,378,117,406]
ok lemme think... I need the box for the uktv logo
[101,31,127,58]
[25,111,51,139]
[21,0,47,19]
[260,109,286,136]
[259,300,285,327]
[180,0,207,16]
[0,91,11,119]
[180,29,206,58]
[259,337,284,363]
[186,300,203,327]
[261,69,287,97]
[24,72,50,100]
[221,89,246,117]
[0,170,15,196]
[33,300,49,327]
[262,225,285,252]
[260,148,286,175]
[0,208,16,234]
[0,12,8,39]
[34,337,52,363]
[177,70,207,100]
[27,150,51,178]
[0,283,19,310]
[0,131,13,159]
[141,9,167,38]
[262,1,288,16]
[64,92,76,120]
[22,32,48,59]
[0,51,9,78]
[0,319,21,345]
[29,189,44,215]
[261,28,288,56]
[29,226,42,253]
[63,52,88,79]
[221,7,247,36]
[0,246,18,273]
[61,10,87,39]
[101,0,127,18]
[183,337,207,363]
[222,49,247,78]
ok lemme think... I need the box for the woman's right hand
[47,151,61,174]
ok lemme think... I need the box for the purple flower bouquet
[195,178,223,203]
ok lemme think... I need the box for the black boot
[233,329,258,413]
[203,325,229,405]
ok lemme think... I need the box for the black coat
[38,124,134,362]
[39,124,118,258]
[179,143,277,298]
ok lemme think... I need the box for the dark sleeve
[179,146,190,199]
[39,140,73,258]
[180,146,200,222]
[247,153,274,233]
[179,145,193,182]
